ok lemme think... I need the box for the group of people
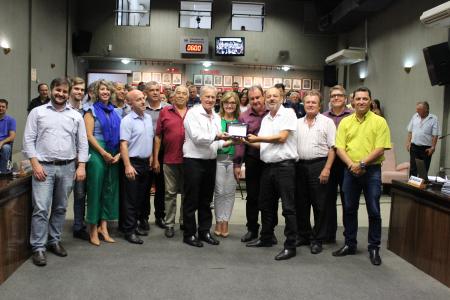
[18,75,440,267]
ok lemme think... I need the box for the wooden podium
[0,175,32,284]
[388,180,450,287]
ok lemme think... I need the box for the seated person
[0,99,16,173]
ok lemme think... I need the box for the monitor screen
[215,37,245,56]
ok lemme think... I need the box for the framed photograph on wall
[223,75,233,86]
[302,79,311,90]
[132,72,142,83]
[243,76,253,88]
[162,73,172,85]
[292,79,302,90]
[283,79,292,90]
[142,72,152,82]
[214,75,223,86]
[233,76,243,88]
[152,73,162,83]
[263,77,273,89]
[273,78,282,85]
[203,74,213,85]
[193,74,203,85]
[312,79,321,90]
[172,73,182,85]
[253,77,263,86]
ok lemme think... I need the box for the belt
[297,157,327,164]
[130,157,150,162]
[39,159,75,166]
[265,159,296,166]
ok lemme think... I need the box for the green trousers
[86,141,119,224]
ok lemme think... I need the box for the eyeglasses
[224,102,237,106]
[331,94,345,98]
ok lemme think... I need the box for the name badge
[407,176,426,189]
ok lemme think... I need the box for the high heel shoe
[214,222,222,236]
[89,225,100,246]
[97,227,116,243]
[222,221,229,238]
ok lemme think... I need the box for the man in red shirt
[153,85,189,238]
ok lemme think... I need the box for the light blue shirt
[23,102,89,162]
[407,113,440,146]
[120,111,154,158]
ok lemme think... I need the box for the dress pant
[259,160,297,249]
[143,150,165,221]
[296,158,329,244]
[183,158,216,237]
[409,143,432,176]
[342,165,382,250]
[325,157,345,241]
[123,158,152,234]
[72,178,86,232]
[244,156,278,234]
[163,163,184,228]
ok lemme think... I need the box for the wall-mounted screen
[215,37,245,56]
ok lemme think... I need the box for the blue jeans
[0,143,12,173]
[342,165,382,250]
[30,162,75,252]
[72,179,86,232]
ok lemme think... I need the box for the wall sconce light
[404,66,412,73]
[1,41,11,55]
[202,61,212,68]
[403,61,414,74]
[359,70,367,82]
[121,59,130,65]
[281,66,290,72]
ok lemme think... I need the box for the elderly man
[28,83,51,113]
[322,85,353,243]
[23,77,88,266]
[0,99,16,174]
[246,87,298,261]
[288,91,306,118]
[187,85,200,108]
[120,90,153,244]
[406,101,440,176]
[142,81,169,232]
[153,85,189,238]
[182,85,230,247]
[296,90,336,254]
[333,87,391,266]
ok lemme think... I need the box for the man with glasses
[322,85,352,244]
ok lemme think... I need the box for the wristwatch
[359,160,366,169]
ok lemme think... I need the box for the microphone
[439,133,450,140]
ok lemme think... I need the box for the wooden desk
[388,180,450,287]
[0,175,32,284]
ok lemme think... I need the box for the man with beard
[23,77,89,266]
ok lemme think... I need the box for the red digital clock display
[186,44,203,53]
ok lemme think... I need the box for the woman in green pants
[84,80,121,246]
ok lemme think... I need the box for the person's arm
[247,130,290,144]
[84,111,113,163]
[184,111,225,146]
[120,140,137,181]
[75,116,88,181]
[319,149,335,184]
[425,135,438,156]
[0,131,15,148]
[406,132,412,152]
[152,135,161,173]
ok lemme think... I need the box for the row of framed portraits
[193,75,321,90]
[132,72,182,85]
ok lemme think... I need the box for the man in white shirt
[296,90,336,255]
[182,85,229,247]
[246,87,298,261]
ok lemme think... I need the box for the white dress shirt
[297,113,336,160]
[183,104,224,159]
[259,105,298,163]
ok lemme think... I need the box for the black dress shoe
[135,227,148,236]
[310,243,323,254]
[139,219,150,231]
[155,218,168,229]
[241,231,258,243]
[125,233,144,244]
[246,238,273,247]
[296,238,310,247]
[332,245,356,257]
[199,232,220,245]
[73,229,90,241]
[275,248,296,261]
[183,235,203,247]
[47,243,67,257]
[32,251,47,266]
[369,249,382,266]
[165,227,175,238]
[271,234,278,245]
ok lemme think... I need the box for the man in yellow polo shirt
[332,87,391,266]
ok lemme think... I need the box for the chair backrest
[382,144,396,171]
